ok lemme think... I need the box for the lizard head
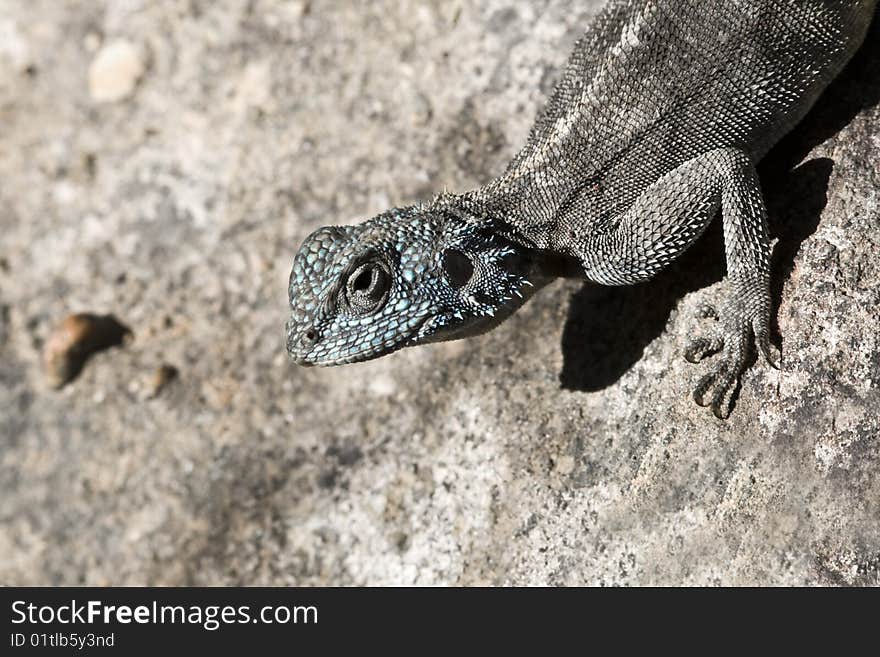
[286,196,534,366]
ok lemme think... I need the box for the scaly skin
[287,0,876,418]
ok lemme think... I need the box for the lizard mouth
[287,314,434,367]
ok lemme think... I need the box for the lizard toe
[690,323,749,418]
[692,369,719,407]
[709,366,740,420]
[684,333,724,363]
[692,357,741,419]
[684,304,724,363]
[752,319,781,369]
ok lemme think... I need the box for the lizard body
[286,0,876,418]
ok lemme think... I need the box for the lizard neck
[465,158,596,256]
[450,189,583,281]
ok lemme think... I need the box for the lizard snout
[285,318,318,366]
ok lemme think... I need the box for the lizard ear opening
[442,249,473,289]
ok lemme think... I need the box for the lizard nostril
[303,329,317,344]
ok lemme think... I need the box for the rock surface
[0,1,878,585]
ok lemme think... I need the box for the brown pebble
[43,313,132,388]
[147,364,178,398]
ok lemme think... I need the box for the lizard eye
[345,261,390,314]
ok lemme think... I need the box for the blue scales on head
[286,195,535,366]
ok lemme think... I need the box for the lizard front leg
[564,147,779,418]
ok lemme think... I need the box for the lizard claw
[753,319,781,369]
[684,296,775,419]
[691,340,744,419]
[692,359,740,419]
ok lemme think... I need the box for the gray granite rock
[0,1,877,585]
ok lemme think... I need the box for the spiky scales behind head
[286,196,534,366]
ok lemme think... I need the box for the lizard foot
[683,300,780,419]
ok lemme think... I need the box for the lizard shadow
[559,16,880,393]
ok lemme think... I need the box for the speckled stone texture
[1,0,878,585]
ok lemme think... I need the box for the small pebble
[43,313,132,388]
[146,364,178,399]
[88,40,144,103]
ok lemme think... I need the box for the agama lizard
[286,0,876,418]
